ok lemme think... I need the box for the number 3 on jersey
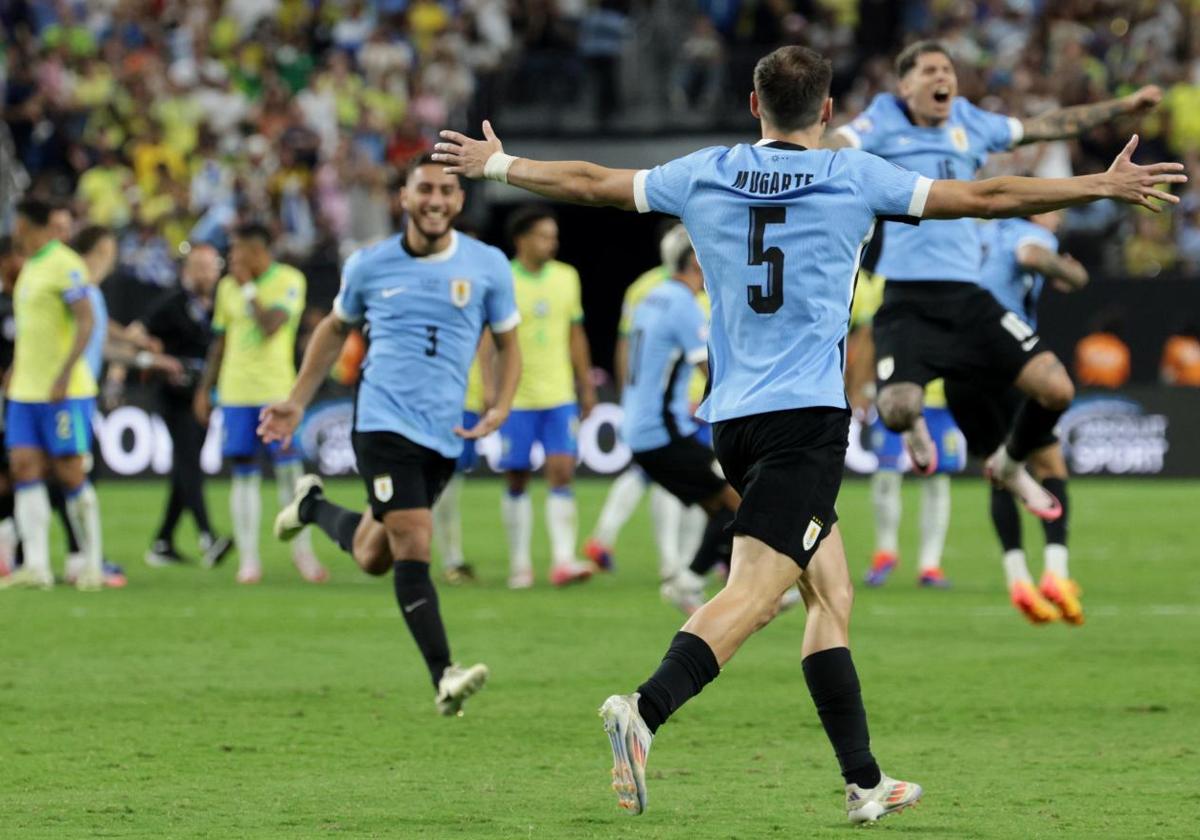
[747,206,785,314]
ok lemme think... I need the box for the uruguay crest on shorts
[803,517,823,552]
[373,474,394,503]
[450,278,471,308]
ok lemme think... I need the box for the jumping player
[946,212,1088,624]
[260,152,522,716]
[434,45,1182,822]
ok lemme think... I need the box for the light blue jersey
[84,285,106,380]
[978,218,1058,329]
[836,93,1022,284]
[333,231,520,458]
[634,140,929,422]
[622,279,708,451]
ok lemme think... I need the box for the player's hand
[1104,135,1187,212]
[258,400,304,446]
[1053,255,1089,292]
[433,120,504,180]
[152,354,186,381]
[455,406,507,440]
[49,373,69,403]
[194,390,212,426]
[1122,85,1162,115]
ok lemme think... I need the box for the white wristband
[483,152,517,184]
[241,283,258,302]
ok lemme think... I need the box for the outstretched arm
[1017,244,1089,292]
[257,313,350,445]
[1017,85,1161,145]
[434,121,639,210]
[923,135,1185,219]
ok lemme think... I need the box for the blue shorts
[221,405,301,463]
[456,410,480,472]
[871,407,966,474]
[499,404,578,471]
[5,398,95,458]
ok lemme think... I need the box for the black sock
[0,492,12,520]
[636,631,720,734]
[393,560,452,688]
[1006,399,1065,461]
[1040,477,1069,546]
[688,508,735,576]
[989,486,1023,553]
[802,647,881,789]
[299,492,359,554]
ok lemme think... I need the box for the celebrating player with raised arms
[260,152,522,716]
[825,40,1162,520]
[434,46,1184,822]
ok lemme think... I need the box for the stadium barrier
[88,385,1200,479]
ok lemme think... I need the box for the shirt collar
[755,139,809,151]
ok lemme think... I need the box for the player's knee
[876,386,922,431]
[1038,375,1075,412]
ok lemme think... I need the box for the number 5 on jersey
[748,206,786,314]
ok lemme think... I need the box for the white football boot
[599,693,653,815]
[435,663,490,716]
[0,566,54,590]
[274,474,324,541]
[984,446,1062,521]
[845,773,923,824]
[659,569,705,615]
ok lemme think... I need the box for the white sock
[677,503,708,576]
[649,484,683,579]
[500,490,532,575]
[0,517,17,557]
[432,475,465,569]
[917,474,950,572]
[14,483,51,577]
[1003,549,1033,587]
[1044,543,1069,579]
[591,468,646,548]
[64,481,103,577]
[546,489,577,567]
[871,471,902,555]
[275,461,313,556]
[231,471,262,567]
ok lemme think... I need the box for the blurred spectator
[579,0,630,124]
[1124,213,1178,279]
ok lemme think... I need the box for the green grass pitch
[3,477,1198,838]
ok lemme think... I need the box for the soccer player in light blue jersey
[259,152,522,717]
[946,212,1090,625]
[825,40,1162,520]
[434,45,1184,822]
[620,229,740,615]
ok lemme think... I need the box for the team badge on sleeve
[373,474,394,503]
[450,279,472,308]
[803,517,824,552]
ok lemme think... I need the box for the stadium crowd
[1,0,1199,360]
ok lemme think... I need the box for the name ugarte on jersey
[730,170,815,194]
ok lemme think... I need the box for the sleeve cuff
[907,176,933,218]
[836,125,863,149]
[1015,235,1049,253]
[1007,117,1024,148]
[632,169,651,214]
[62,287,89,304]
[332,296,361,324]
[491,310,521,334]
[685,346,708,365]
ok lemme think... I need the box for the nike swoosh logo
[1022,337,1039,351]
[403,598,428,613]
[381,287,407,298]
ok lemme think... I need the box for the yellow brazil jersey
[511,259,582,410]
[212,262,305,405]
[850,269,944,405]
[464,356,485,413]
[9,241,98,402]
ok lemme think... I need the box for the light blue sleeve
[961,99,1022,152]
[332,250,366,322]
[835,95,890,153]
[849,151,930,220]
[1013,221,1059,255]
[485,251,521,333]
[634,148,719,217]
[672,293,709,364]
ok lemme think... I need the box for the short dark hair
[753,46,833,132]
[895,40,951,77]
[507,205,556,244]
[70,225,114,256]
[232,221,273,247]
[404,150,453,184]
[16,197,54,227]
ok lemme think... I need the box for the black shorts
[943,380,1058,459]
[632,434,727,506]
[873,281,1044,390]
[352,431,455,519]
[711,407,848,569]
